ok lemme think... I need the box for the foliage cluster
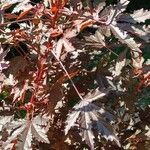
[0,0,150,149]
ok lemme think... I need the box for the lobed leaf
[65,89,120,149]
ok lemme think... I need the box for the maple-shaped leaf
[119,9,150,24]
[85,27,106,47]
[97,0,147,70]
[65,88,109,134]
[117,23,150,42]
[110,24,144,69]
[110,24,140,52]
[130,9,150,23]
[100,0,129,25]
[2,114,50,150]
[112,49,127,77]
[1,0,32,13]
[65,89,120,149]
